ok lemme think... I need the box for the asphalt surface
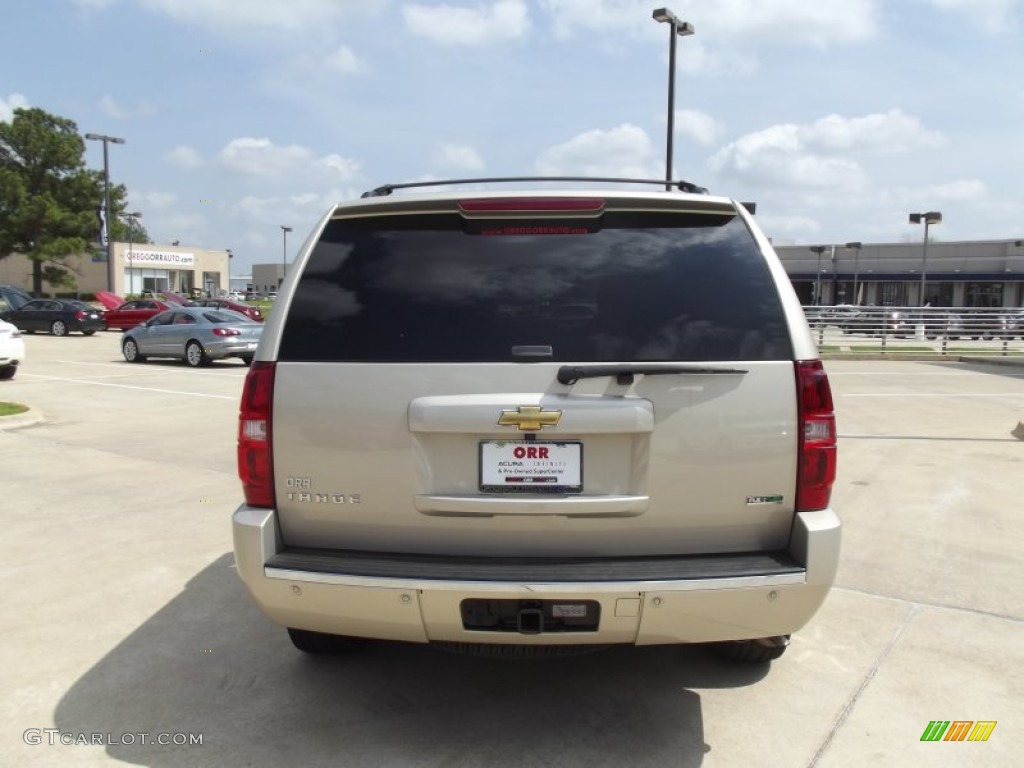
[1,332,1022,767]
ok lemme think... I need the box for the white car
[0,318,25,380]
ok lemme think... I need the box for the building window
[965,283,1003,308]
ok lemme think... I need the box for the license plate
[479,441,582,493]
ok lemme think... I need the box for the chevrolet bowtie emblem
[497,405,562,432]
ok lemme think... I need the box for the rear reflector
[458,198,605,213]
[795,360,837,512]
[238,362,276,508]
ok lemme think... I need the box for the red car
[187,298,264,322]
[102,298,174,331]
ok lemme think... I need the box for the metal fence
[803,305,1024,356]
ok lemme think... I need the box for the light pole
[84,132,126,293]
[809,246,827,304]
[121,211,142,296]
[845,241,863,305]
[909,211,941,306]
[280,225,292,288]
[652,8,694,191]
[226,248,233,296]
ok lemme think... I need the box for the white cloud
[217,138,362,183]
[323,45,363,73]
[432,143,485,172]
[710,123,867,189]
[880,179,989,207]
[758,214,821,239]
[0,92,30,122]
[135,0,384,31]
[404,0,531,45]
[218,137,314,175]
[534,123,661,178]
[316,154,361,181]
[802,110,946,153]
[541,0,878,45]
[134,191,178,211]
[929,0,1020,32]
[99,95,156,119]
[164,145,203,168]
[709,110,945,190]
[674,109,722,146]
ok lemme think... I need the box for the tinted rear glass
[280,210,792,362]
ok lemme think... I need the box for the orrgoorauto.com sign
[128,250,195,266]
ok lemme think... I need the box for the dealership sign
[128,250,195,266]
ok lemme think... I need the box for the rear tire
[82,329,96,336]
[287,628,363,655]
[240,356,253,366]
[51,320,68,337]
[712,635,790,663]
[185,340,209,367]
[0,365,15,380]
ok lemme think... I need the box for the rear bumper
[209,340,258,358]
[232,506,841,646]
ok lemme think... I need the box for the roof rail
[360,176,709,198]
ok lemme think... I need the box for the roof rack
[360,176,709,199]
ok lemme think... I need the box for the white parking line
[22,373,236,399]
[842,393,1024,397]
[56,360,246,378]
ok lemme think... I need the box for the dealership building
[0,242,230,298]
[774,238,1024,308]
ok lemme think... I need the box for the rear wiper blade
[557,364,748,385]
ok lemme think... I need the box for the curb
[0,406,44,431]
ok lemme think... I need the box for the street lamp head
[845,241,862,250]
[84,133,125,144]
[909,211,942,225]
[809,246,827,255]
[652,7,693,34]
[281,225,293,233]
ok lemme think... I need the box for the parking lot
[2,333,1022,767]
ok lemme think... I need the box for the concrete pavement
[1,335,1021,767]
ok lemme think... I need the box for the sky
[2,0,1023,275]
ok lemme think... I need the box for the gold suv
[232,178,840,662]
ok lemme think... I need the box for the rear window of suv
[279,209,792,363]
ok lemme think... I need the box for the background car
[0,284,34,313]
[1000,309,1024,340]
[0,299,105,336]
[840,307,913,337]
[102,299,174,331]
[0,318,25,380]
[121,307,263,367]
[187,298,263,322]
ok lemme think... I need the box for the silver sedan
[121,307,263,367]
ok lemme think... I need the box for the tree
[0,106,148,295]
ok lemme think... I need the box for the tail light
[213,327,241,337]
[795,360,837,512]
[238,362,276,507]
[75,310,88,320]
[458,198,605,213]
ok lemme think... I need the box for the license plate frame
[479,440,583,494]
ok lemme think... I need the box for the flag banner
[97,202,108,248]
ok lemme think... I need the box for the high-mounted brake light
[238,362,276,508]
[795,360,837,512]
[458,198,605,213]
